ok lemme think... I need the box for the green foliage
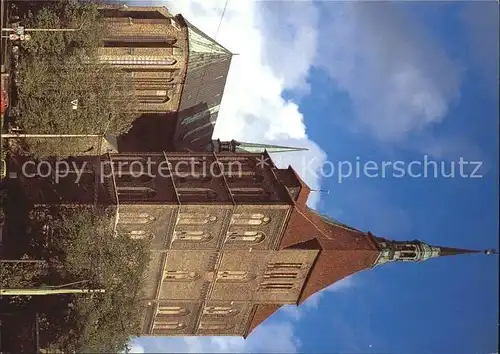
[24,206,151,352]
[0,256,47,288]
[16,0,139,158]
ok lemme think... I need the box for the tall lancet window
[267,262,303,270]
[258,282,295,292]
[226,231,265,244]
[177,188,217,201]
[177,213,217,225]
[199,321,235,331]
[117,186,157,200]
[119,213,156,225]
[216,271,255,283]
[203,306,239,316]
[173,230,212,243]
[164,271,200,282]
[230,187,269,201]
[96,56,177,66]
[231,213,270,226]
[137,90,170,104]
[263,270,300,280]
[157,306,190,316]
[127,230,151,240]
[153,320,186,331]
[103,36,177,48]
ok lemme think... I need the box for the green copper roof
[184,19,232,71]
[234,141,309,154]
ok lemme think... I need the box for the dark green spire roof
[234,141,309,154]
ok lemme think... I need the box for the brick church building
[5,4,495,346]
[17,140,496,338]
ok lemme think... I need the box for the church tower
[16,151,497,338]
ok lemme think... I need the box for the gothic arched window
[199,321,234,331]
[176,175,213,184]
[400,251,417,260]
[117,186,157,200]
[263,271,300,280]
[119,212,156,224]
[177,213,217,225]
[138,90,170,104]
[231,187,267,196]
[177,188,217,201]
[231,213,270,226]
[226,231,265,244]
[127,230,149,240]
[173,230,213,243]
[97,55,177,66]
[115,174,153,183]
[258,282,295,292]
[203,306,239,316]
[216,271,254,282]
[267,262,303,270]
[153,320,186,331]
[157,306,190,316]
[164,271,200,282]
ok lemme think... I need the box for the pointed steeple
[372,237,497,266]
[182,16,233,71]
[211,139,308,154]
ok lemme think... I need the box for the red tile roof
[244,304,282,338]
[245,167,382,336]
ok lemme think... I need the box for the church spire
[372,237,497,266]
[211,139,308,154]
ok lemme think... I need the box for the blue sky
[131,1,498,353]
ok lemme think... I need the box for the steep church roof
[244,304,282,338]
[235,141,309,154]
[280,205,380,304]
[174,16,233,151]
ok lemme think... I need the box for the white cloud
[281,275,356,321]
[460,2,499,98]
[316,2,462,143]
[126,342,146,353]
[164,0,326,208]
[132,322,299,353]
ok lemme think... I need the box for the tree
[5,205,151,352]
[15,0,139,158]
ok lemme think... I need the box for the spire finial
[374,241,496,266]
[219,140,308,154]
